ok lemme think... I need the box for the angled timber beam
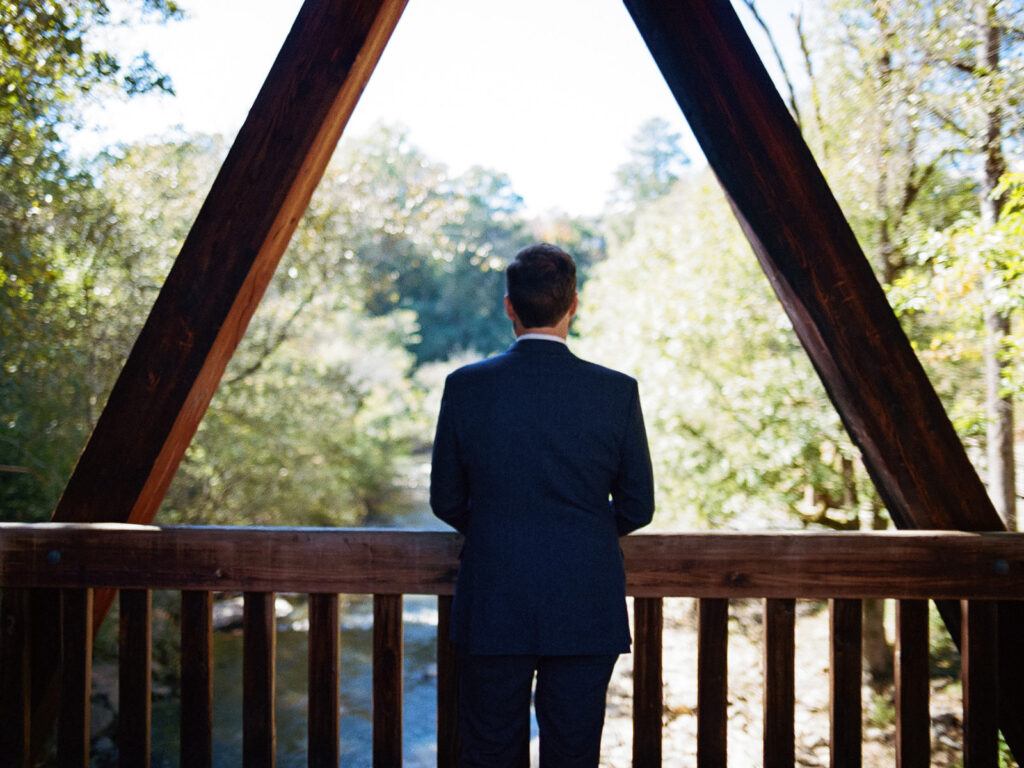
[622,0,1021,757]
[57,0,407,527]
[54,0,407,574]
[10,0,408,756]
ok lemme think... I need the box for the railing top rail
[1,524,1022,599]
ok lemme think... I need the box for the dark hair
[506,243,577,328]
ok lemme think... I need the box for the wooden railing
[0,524,1022,767]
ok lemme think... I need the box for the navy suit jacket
[430,338,655,655]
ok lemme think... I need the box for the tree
[611,117,690,207]
[1,0,182,519]
[578,172,871,532]
[323,124,593,364]
[94,135,426,527]
[820,0,1024,530]
[0,0,181,269]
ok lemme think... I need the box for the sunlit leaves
[578,172,864,531]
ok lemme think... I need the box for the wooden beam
[118,589,152,767]
[622,0,1023,758]
[16,0,408,753]
[436,595,460,768]
[2,526,1023,598]
[180,591,213,767]
[372,594,403,768]
[622,0,1000,534]
[697,598,728,767]
[632,597,663,768]
[763,598,795,768]
[54,0,408,526]
[243,592,277,767]
[308,593,340,768]
[895,600,930,768]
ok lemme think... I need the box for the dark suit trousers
[457,650,618,768]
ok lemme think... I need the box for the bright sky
[78,0,803,217]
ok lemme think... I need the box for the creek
[142,462,447,766]
[145,593,442,768]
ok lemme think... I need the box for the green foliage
[319,125,531,363]
[611,117,690,207]
[889,172,1024,438]
[314,124,600,364]
[2,115,602,525]
[1,0,182,519]
[578,172,870,530]
[0,0,181,258]
[95,135,430,527]
[163,312,421,527]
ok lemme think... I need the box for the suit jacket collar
[508,338,574,356]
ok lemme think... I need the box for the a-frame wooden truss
[21,0,1024,757]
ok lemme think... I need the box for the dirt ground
[597,598,969,768]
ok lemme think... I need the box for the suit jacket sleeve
[429,378,470,534]
[612,383,655,536]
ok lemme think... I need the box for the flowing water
[144,462,446,767]
[146,593,442,768]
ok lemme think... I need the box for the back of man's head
[506,244,577,329]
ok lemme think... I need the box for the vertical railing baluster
[829,598,862,768]
[895,599,929,768]
[0,588,32,768]
[763,598,795,768]
[180,590,213,768]
[633,596,663,768]
[308,593,340,768]
[119,589,152,767]
[244,591,277,768]
[961,600,998,768]
[57,588,93,768]
[436,595,459,768]
[697,598,728,768]
[373,593,403,768]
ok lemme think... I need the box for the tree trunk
[871,2,898,285]
[976,0,1017,531]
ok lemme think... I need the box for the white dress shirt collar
[515,333,568,345]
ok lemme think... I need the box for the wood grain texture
[28,0,409,751]
[54,0,409,530]
[2,526,1022,599]
[763,599,795,768]
[50,0,410,639]
[57,589,92,768]
[243,592,276,768]
[622,0,1002,535]
[829,599,862,768]
[118,590,151,767]
[372,594,402,768]
[180,591,213,768]
[624,1,1024,754]
[895,600,929,768]
[307,593,340,768]
[962,600,998,768]
[697,598,728,768]
[0,589,31,768]
[436,595,459,768]
[633,597,663,768]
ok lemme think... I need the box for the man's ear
[568,293,579,319]
[504,296,517,322]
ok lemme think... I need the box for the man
[430,243,655,768]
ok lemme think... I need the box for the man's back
[430,338,654,654]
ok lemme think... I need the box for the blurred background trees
[3,0,1023,550]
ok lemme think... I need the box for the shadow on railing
[0,524,1022,767]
